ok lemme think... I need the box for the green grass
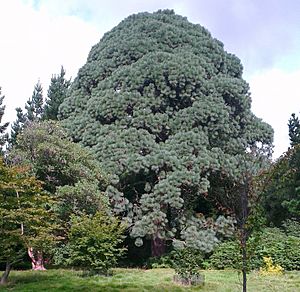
[0,268,299,291]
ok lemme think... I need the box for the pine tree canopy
[59,10,273,248]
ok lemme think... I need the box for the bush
[208,240,242,269]
[147,253,174,269]
[170,248,205,286]
[255,228,300,270]
[55,211,127,274]
[259,257,284,275]
[282,219,300,237]
[147,247,205,270]
[171,248,204,276]
[208,228,300,270]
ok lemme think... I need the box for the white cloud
[248,68,300,159]
[0,0,100,125]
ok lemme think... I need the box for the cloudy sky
[0,0,300,159]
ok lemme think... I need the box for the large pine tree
[59,10,273,256]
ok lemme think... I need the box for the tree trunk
[240,181,249,292]
[0,262,12,285]
[241,236,247,292]
[28,248,46,270]
[151,237,166,257]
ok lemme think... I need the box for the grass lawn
[0,268,299,291]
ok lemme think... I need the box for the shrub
[170,248,205,286]
[59,211,127,274]
[208,228,300,270]
[259,257,284,275]
[282,219,300,237]
[147,253,173,269]
[255,228,300,270]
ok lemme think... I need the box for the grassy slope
[0,268,299,292]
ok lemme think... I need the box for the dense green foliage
[0,159,56,283]
[59,9,273,251]
[208,227,300,270]
[8,121,107,222]
[7,121,114,275]
[207,240,241,270]
[262,145,300,225]
[56,211,126,274]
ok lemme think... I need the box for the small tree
[208,153,269,292]
[0,159,56,284]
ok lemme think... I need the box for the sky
[0,0,300,159]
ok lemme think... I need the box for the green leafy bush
[147,253,173,269]
[57,211,127,274]
[147,247,205,271]
[208,240,242,269]
[171,248,204,277]
[208,228,300,270]
[256,228,300,270]
[282,219,300,237]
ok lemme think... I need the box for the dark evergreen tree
[43,66,71,120]
[262,113,300,226]
[59,10,273,256]
[0,87,9,152]
[25,81,44,122]
[262,144,300,226]
[9,108,26,147]
[288,113,300,146]
[9,82,44,148]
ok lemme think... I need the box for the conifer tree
[9,82,44,148]
[0,87,9,152]
[43,66,71,120]
[288,113,300,146]
[9,108,26,147]
[59,10,273,256]
[25,81,44,122]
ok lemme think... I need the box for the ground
[0,268,299,291]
